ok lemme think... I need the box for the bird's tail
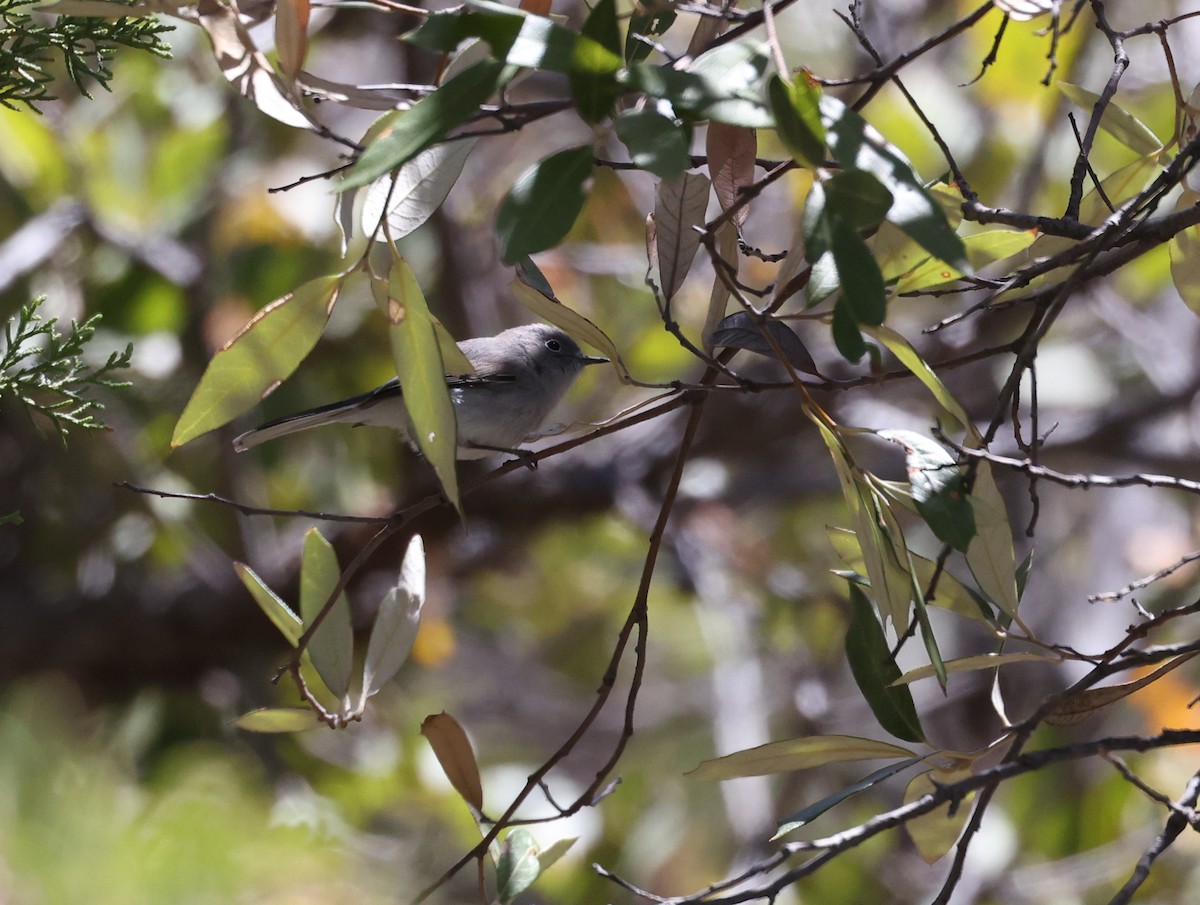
[232,396,370,452]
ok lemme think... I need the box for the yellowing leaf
[1046,652,1198,727]
[965,461,1020,619]
[895,229,1037,293]
[1057,81,1163,157]
[903,766,974,863]
[893,651,1058,686]
[1169,189,1200,314]
[233,707,317,733]
[172,275,341,447]
[235,563,302,646]
[862,326,974,437]
[421,712,484,812]
[299,528,354,700]
[827,527,990,623]
[687,734,914,781]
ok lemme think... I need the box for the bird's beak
[580,353,609,366]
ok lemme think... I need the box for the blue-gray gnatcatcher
[232,323,608,458]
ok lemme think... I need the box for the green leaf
[827,526,994,623]
[687,734,915,781]
[235,563,302,646]
[821,96,968,273]
[1057,81,1164,156]
[172,275,341,447]
[407,2,574,70]
[844,582,925,743]
[233,708,317,733]
[496,828,541,903]
[341,61,510,191]
[626,41,773,128]
[816,423,913,627]
[803,179,833,260]
[363,535,426,697]
[831,217,886,326]
[615,108,690,180]
[877,430,976,552]
[386,255,462,511]
[862,325,975,435]
[774,756,924,837]
[965,460,1019,619]
[496,145,593,262]
[568,0,622,122]
[299,528,354,700]
[624,5,676,63]
[768,72,825,167]
[826,169,894,231]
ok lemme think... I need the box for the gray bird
[232,323,608,458]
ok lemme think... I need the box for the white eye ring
[545,339,562,352]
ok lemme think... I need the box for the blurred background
[3,0,1200,902]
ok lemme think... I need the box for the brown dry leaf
[654,171,711,301]
[421,712,484,813]
[196,0,316,131]
[274,0,310,80]
[707,123,756,227]
[1045,652,1199,727]
[518,0,552,14]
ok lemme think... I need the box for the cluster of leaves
[1,297,131,442]
[0,0,171,110]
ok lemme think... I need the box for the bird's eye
[545,339,562,352]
